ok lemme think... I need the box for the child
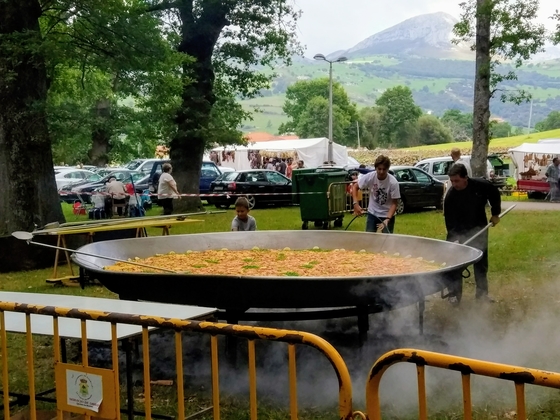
[231,197,257,231]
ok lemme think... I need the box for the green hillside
[404,128,560,152]
[347,128,560,167]
[241,55,560,135]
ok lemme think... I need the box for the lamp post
[313,53,347,163]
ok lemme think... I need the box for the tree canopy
[535,111,560,132]
[279,78,358,145]
[454,0,546,176]
[375,86,422,147]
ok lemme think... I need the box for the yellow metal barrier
[366,348,560,420]
[0,301,354,420]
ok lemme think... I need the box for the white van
[124,158,164,175]
[415,156,506,188]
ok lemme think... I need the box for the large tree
[0,0,64,235]
[278,78,358,145]
[147,0,301,211]
[43,0,183,166]
[441,109,473,142]
[375,86,422,147]
[535,110,560,132]
[454,0,546,176]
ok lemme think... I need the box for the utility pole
[356,121,360,148]
[527,98,533,133]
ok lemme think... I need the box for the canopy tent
[508,142,560,179]
[211,137,349,171]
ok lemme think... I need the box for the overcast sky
[294,0,559,57]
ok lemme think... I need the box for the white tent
[508,142,560,179]
[212,137,349,171]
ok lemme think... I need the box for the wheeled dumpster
[292,168,349,229]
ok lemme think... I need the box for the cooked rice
[105,248,440,277]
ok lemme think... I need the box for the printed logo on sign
[77,375,93,400]
[66,369,103,412]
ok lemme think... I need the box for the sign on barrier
[55,363,118,419]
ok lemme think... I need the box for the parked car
[149,160,222,203]
[55,168,96,190]
[414,155,507,188]
[389,166,445,214]
[352,166,444,214]
[208,169,293,209]
[59,170,144,203]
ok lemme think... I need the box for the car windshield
[218,172,239,181]
[85,173,102,182]
[125,160,143,170]
[129,173,145,182]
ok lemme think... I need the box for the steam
[83,279,560,416]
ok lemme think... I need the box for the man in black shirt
[444,164,501,304]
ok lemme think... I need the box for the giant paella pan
[72,231,482,313]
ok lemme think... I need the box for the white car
[55,168,96,190]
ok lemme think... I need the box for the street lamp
[313,53,347,163]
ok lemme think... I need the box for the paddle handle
[463,204,515,246]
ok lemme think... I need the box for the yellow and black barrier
[365,348,560,420]
[0,301,354,420]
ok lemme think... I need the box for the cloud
[294,0,559,57]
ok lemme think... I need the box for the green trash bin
[292,168,349,230]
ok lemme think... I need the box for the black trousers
[160,198,173,215]
[447,230,489,301]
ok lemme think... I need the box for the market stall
[508,140,560,193]
[212,137,349,171]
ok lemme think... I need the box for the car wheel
[215,204,230,209]
[396,198,406,215]
[244,195,256,209]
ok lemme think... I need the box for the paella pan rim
[71,230,483,281]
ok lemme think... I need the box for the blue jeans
[366,213,395,234]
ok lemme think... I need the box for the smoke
[82,278,560,416]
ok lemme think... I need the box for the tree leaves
[279,77,358,145]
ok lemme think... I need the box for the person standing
[286,158,294,179]
[158,163,180,215]
[106,175,128,217]
[450,147,472,177]
[444,163,501,304]
[545,157,560,202]
[352,155,400,233]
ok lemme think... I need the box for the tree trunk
[471,0,492,178]
[0,0,64,236]
[88,99,112,166]
[170,3,229,213]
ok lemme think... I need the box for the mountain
[332,12,472,60]
[239,13,560,134]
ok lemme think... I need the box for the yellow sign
[55,363,118,420]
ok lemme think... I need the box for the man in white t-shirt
[352,155,401,233]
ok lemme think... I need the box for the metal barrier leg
[418,300,425,336]
[225,311,241,366]
[357,306,369,345]
[124,339,135,420]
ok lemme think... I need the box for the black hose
[344,214,365,231]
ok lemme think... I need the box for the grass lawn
[3,203,560,419]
